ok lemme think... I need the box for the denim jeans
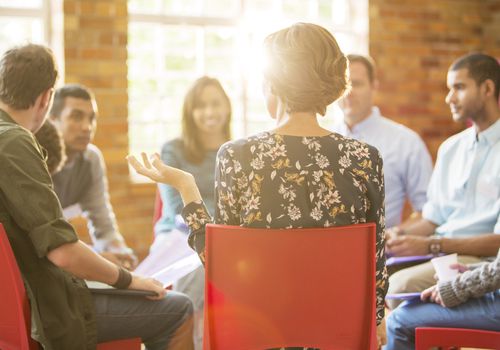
[93,290,194,350]
[174,265,205,350]
[385,290,500,350]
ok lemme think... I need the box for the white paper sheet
[134,229,202,288]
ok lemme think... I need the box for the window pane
[127,0,368,157]
[0,17,43,54]
[129,22,201,154]
[0,0,41,8]
[128,0,163,14]
[163,0,203,16]
[282,0,311,20]
[246,0,278,15]
[317,0,333,22]
[331,0,350,26]
[204,0,238,17]
[204,27,235,76]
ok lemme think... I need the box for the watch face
[430,242,441,255]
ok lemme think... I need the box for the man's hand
[420,284,445,307]
[386,235,430,256]
[385,226,405,241]
[129,274,166,300]
[101,251,138,270]
[102,240,138,269]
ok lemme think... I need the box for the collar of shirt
[0,108,16,124]
[466,118,500,150]
[340,107,381,139]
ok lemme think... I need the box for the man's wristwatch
[429,236,442,255]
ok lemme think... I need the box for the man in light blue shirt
[386,53,500,309]
[334,54,433,228]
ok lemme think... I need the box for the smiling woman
[153,76,232,350]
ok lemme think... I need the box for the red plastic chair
[203,223,377,350]
[415,327,500,350]
[152,188,163,229]
[0,223,141,350]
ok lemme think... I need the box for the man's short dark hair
[0,44,58,109]
[50,84,94,118]
[450,53,500,100]
[35,119,66,174]
[347,54,376,83]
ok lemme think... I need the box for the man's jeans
[385,290,500,350]
[93,290,194,350]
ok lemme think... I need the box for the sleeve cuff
[422,202,444,226]
[493,221,500,234]
[438,281,462,308]
[182,201,212,254]
[28,219,78,258]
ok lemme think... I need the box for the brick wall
[63,0,155,258]
[370,0,500,158]
[62,0,500,257]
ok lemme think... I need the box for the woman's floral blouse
[182,131,388,324]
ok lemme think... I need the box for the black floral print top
[182,131,388,324]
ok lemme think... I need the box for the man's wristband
[112,266,132,289]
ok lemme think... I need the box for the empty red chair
[0,223,141,350]
[203,223,377,350]
[416,327,500,350]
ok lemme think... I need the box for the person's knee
[386,271,419,309]
[388,270,417,293]
[387,308,408,334]
[170,292,194,320]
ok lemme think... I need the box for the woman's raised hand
[127,152,189,186]
[127,152,202,205]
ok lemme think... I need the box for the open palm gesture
[127,153,189,186]
[127,152,201,205]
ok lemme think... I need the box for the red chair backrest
[416,327,500,350]
[0,223,36,350]
[152,188,163,228]
[0,223,140,350]
[203,223,377,350]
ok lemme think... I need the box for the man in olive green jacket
[0,44,193,350]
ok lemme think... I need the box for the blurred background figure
[154,76,232,350]
[50,84,137,269]
[35,118,67,175]
[335,54,432,230]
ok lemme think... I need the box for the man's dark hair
[347,54,377,83]
[450,53,500,100]
[35,119,66,174]
[0,44,58,109]
[50,84,94,118]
